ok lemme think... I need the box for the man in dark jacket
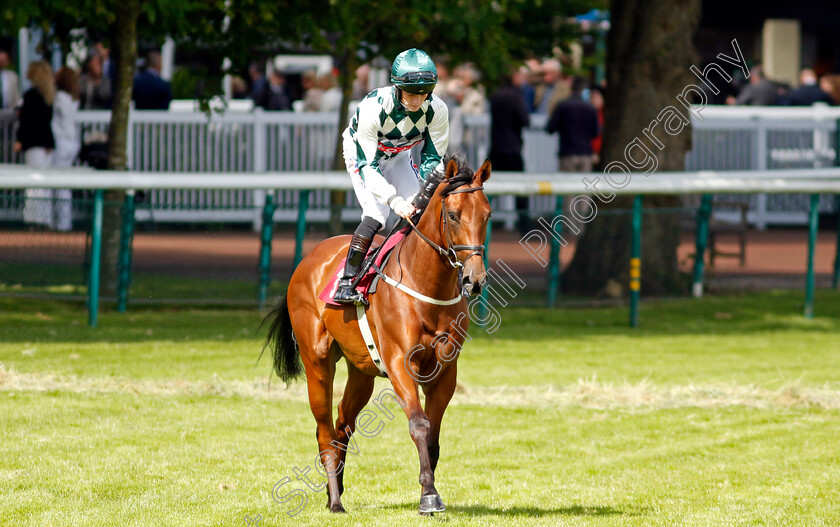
[133,51,172,110]
[787,69,833,106]
[489,70,530,234]
[546,76,599,172]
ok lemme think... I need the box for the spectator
[93,42,115,86]
[15,61,56,230]
[432,60,457,106]
[515,65,536,113]
[535,59,570,115]
[546,76,599,173]
[50,66,80,231]
[133,51,172,110]
[352,64,371,100]
[589,85,605,164]
[786,69,834,106]
[301,71,323,112]
[265,71,291,111]
[455,64,486,115]
[820,74,840,105]
[79,53,112,109]
[489,69,531,235]
[249,61,269,107]
[318,72,342,113]
[0,49,20,110]
[432,60,464,152]
[731,65,778,106]
[231,75,248,99]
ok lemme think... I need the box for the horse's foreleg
[422,362,457,475]
[333,360,375,497]
[386,357,445,515]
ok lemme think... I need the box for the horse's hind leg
[333,360,375,498]
[299,328,346,513]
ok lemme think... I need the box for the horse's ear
[444,158,458,180]
[475,159,492,183]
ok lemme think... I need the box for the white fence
[1,106,839,227]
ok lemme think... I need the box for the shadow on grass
[382,501,628,517]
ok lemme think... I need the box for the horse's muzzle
[461,274,484,297]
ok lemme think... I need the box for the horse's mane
[440,153,475,197]
[422,153,474,201]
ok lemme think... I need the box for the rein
[357,182,485,376]
[405,184,486,269]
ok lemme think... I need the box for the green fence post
[629,195,643,328]
[117,191,136,313]
[88,189,104,328]
[805,194,820,318]
[834,118,840,289]
[834,195,840,290]
[294,190,311,269]
[258,192,276,308]
[692,194,713,298]
[546,195,564,307]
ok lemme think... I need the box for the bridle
[406,184,486,269]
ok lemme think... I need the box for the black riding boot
[333,232,374,305]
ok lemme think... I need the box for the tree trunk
[101,0,141,295]
[328,51,359,236]
[563,0,700,297]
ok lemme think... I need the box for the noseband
[407,184,486,269]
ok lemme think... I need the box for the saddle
[319,228,409,306]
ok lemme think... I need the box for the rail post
[692,194,713,298]
[546,195,563,307]
[834,194,840,290]
[258,192,276,308]
[833,118,840,289]
[293,190,311,269]
[117,191,136,313]
[252,108,267,232]
[805,194,820,318]
[629,195,642,328]
[88,189,104,328]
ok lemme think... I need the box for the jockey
[333,48,450,305]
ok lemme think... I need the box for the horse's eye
[448,211,457,221]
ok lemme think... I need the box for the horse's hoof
[329,503,346,513]
[419,494,445,514]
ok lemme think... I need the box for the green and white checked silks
[343,86,449,206]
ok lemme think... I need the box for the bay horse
[262,155,491,515]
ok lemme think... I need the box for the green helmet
[390,48,437,95]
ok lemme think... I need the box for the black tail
[260,295,303,384]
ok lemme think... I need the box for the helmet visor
[393,70,438,85]
[398,83,436,95]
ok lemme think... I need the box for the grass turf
[1,291,839,526]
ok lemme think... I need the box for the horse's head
[428,154,492,297]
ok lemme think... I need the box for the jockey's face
[400,91,426,112]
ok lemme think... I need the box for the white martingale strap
[379,274,462,305]
[356,304,388,377]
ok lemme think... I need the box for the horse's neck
[388,209,459,300]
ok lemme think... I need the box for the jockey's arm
[417,98,450,181]
[354,105,401,206]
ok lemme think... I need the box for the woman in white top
[51,67,80,231]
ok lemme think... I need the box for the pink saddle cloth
[318,230,409,306]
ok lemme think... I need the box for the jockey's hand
[391,197,418,220]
